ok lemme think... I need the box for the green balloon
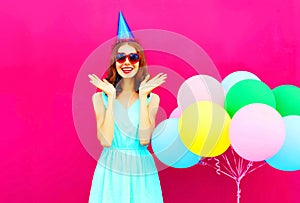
[224,79,276,117]
[273,85,300,116]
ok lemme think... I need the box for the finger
[90,75,103,85]
[88,74,97,81]
[148,76,166,84]
[157,74,167,80]
[149,73,166,83]
[150,81,165,89]
[90,78,106,89]
[140,74,150,85]
[89,80,102,89]
[160,73,167,79]
[102,79,110,85]
[150,74,161,81]
[158,79,166,86]
[92,74,101,81]
[150,78,166,87]
[90,78,101,86]
[153,74,167,81]
[144,74,150,81]
[152,73,164,79]
[158,76,167,83]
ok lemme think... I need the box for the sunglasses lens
[116,53,140,64]
[116,53,126,63]
[129,53,140,63]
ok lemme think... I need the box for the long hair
[105,40,148,96]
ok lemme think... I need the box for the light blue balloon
[151,118,201,168]
[266,116,300,171]
[222,71,260,93]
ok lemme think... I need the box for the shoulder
[92,91,102,100]
[148,93,160,106]
[92,92,104,105]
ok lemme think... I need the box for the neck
[121,78,135,92]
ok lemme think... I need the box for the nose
[124,57,131,65]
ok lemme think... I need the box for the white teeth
[122,67,133,71]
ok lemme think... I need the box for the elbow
[140,139,150,146]
[98,136,112,148]
[97,129,113,147]
[139,128,153,146]
[101,143,112,148]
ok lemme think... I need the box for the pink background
[1,0,300,202]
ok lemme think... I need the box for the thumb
[144,74,150,82]
[141,74,150,85]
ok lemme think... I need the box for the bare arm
[139,93,160,145]
[138,73,166,146]
[89,74,116,147]
[92,92,115,147]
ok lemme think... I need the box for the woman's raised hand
[139,73,167,97]
[88,74,116,98]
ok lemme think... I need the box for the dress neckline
[115,98,139,110]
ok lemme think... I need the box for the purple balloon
[169,107,182,118]
[229,103,286,161]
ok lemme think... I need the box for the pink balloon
[169,107,182,118]
[230,103,286,161]
[177,75,225,110]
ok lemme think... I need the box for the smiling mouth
[122,67,133,74]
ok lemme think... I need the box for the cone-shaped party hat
[117,11,134,40]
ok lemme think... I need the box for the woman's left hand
[139,73,167,97]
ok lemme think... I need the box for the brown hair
[105,40,148,96]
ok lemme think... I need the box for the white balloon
[177,75,225,110]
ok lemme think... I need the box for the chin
[118,71,138,79]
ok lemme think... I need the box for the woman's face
[115,44,140,79]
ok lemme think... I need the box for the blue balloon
[266,116,300,171]
[222,71,260,93]
[152,118,201,168]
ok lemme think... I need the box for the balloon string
[214,157,221,175]
[214,158,232,175]
[231,147,244,178]
[218,156,234,176]
[200,160,235,180]
[200,154,266,184]
[240,161,253,180]
[231,147,238,171]
[248,162,266,174]
[223,154,237,177]
[236,180,241,203]
[238,156,244,177]
[236,159,242,177]
[241,158,246,175]
[200,150,266,203]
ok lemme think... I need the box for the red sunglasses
[115,53,140,64]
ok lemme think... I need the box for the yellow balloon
[178,101,231,157]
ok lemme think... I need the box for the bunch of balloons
[151,71,300,171]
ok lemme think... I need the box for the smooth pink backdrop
[1,0,300,202]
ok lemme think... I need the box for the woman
[88,39,166,203]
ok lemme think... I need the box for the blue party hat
[117,11,134,40]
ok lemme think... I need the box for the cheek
[115,62,121,69]
[116,63,123,72]
[115,63,122,75]
[133,65,140,74]
[134,62,140,70]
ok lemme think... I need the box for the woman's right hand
[88,74,116,98]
